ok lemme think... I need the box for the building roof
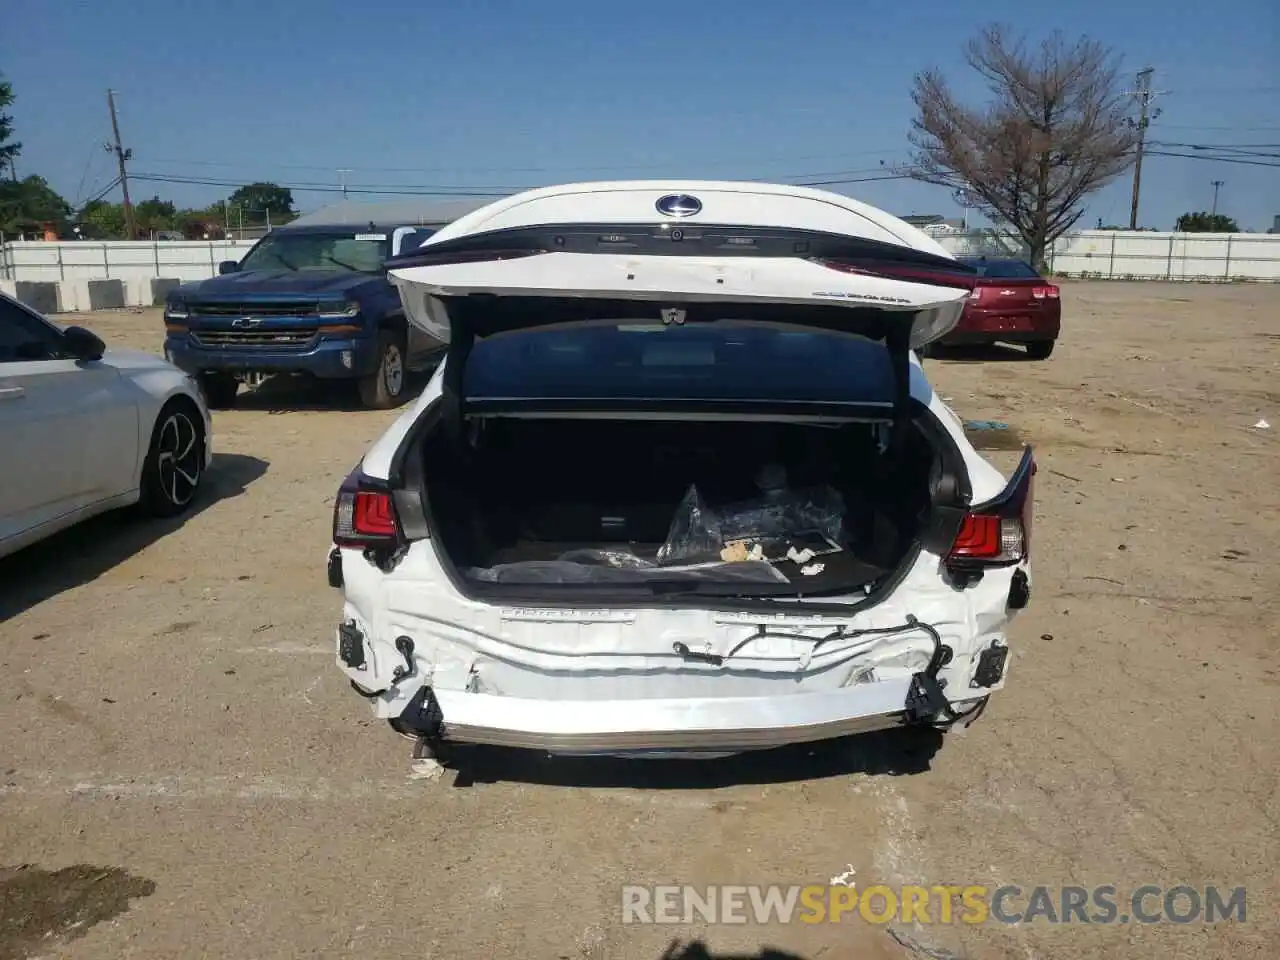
[899,214,945,227]
[287,198,497,229]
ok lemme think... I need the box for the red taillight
[968,286,985,302]
[948,514,1024,562]
[1032,285,1059,300]
[354,491,397,536]
[333,470,400,548]
[946,449,1035,569]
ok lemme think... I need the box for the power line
[793,172,918,187]
[133,147,908,179]
[133,170,520,193]
[1151,139,1280,149]
[1164,85,1279,95]
[127,168,923,202]
[1144,150,1280,168]
[131,172,514,197]
[129,160,920,197]
[72,143,102,208]
[761,163,894,182]
[1159,124,1280,132]
[80,176,122,209]
[1149,140,1280,159]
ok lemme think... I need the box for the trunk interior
[420,416,944,595]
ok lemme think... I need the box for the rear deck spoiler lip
[383,221,977,281]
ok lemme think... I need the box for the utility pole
[337,168,352,199]
[1211,180,1225,216]
[1126,67,1163,231]
[105,89,137,240]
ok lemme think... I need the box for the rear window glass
[463,322,897,406]
[958,259,1041,279]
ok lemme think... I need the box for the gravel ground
[0,281,1276,960]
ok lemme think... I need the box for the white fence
[930,229,1280,281]
[0,239,258,285]
[1048,231,1280,281]
[3,230,1279,297]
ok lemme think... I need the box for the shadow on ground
[0,864,155,960]
[658,942,810,960]
[924,343,1040,364]
[0,452,268,621]
[445,725,944,789]
[226,371,431,413]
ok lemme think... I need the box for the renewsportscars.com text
[621,884,1246,926]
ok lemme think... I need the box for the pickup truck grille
[191,328,318,348]
[189,301,322,318]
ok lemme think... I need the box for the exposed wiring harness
[720,613,941,664]
[672,613,971,726]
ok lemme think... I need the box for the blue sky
[3,0,1277,230]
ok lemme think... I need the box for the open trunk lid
[385,224,976,350]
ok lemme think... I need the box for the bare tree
[908,26,1138,268]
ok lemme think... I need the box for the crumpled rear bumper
[384,677,990,756]
[339,545,1021,757]
[433,683,913,753]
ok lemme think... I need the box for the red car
[937,257,1061,359]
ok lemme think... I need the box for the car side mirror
[61,325,106,362]
[218,260,240,275]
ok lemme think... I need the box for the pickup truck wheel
[359,331,407,409]
[198,373,239,409]
[1025,340,1055,360]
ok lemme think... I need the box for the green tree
[0,73,19,175]
[227,182,295,223]
[79,199,127,238]
[134,195,178,234]
[1174,211,1239,233]
[0,175,72,234]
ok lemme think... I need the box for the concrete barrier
[87,279,126,310]
[0,280,61,314]
[150,277,181,306]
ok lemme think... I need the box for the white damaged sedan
[328,181,1034,758]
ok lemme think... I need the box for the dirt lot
[1,282,1277,960]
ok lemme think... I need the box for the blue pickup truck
[162,219,442,408]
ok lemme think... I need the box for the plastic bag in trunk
[655,483,846,565]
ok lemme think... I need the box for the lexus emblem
[655,194,702,218]
[231,317,261,328]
